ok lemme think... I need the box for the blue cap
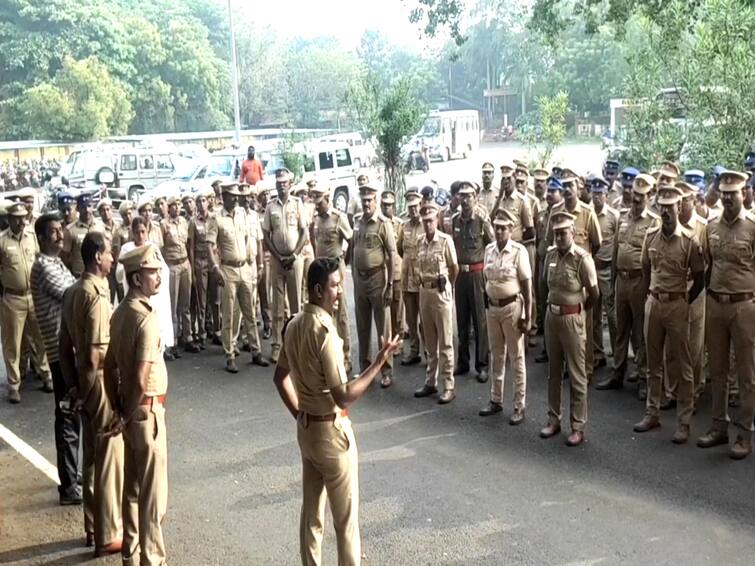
[420,186,434,199]
[683,169,706,189]
[57,191,75,207]
[604,159,620,171]
[591,176,610,192]
[76,193,91,207]
[621,167,640,180]
[547,177,563,192]
[712,165,727,179]
[551,166,563,177]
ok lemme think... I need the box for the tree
[519,91,569,167]
[348,72,428,198]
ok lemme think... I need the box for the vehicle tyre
[128,186,143,202]
[333,188,349,214]
[94,166,116,186]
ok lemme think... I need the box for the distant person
[239,145,264,186]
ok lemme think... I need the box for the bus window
[156,155,173,171]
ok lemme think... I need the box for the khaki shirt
[615,209,660,271]
[484,239,531,299]
[278,303,348,416]
[245,207,263,263]
[536,205,553,260]
[681,213,707,250]
[547,200,602,254]
[352,213,396,272]
[497,191,533,242]
[478,187,499,217]
[398,218,424,293]
[544,244,598,305]
[451,210,494,265]
[206,207,248,264]
[642,224,704,293]
[313,208,352,259]
[146,221,163,248]
[188,215,212,260]
[0,227,38,292]
[110,295,168,397]
[113,224,131,257]
[389,216,404,281]
[416,230,457,287]
[594,204,620,264]
[98,220,117,249]
[61,273,111,376]
[160,216,189,262]
[63,219,99,276]
[705,209,755,294]
[262,196,305,256]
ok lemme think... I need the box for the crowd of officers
[2,145,755,561]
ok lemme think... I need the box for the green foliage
[519,92,569,167]
[278,132,307,181]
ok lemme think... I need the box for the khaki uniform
[388,215,405,343]
[300,201,316,302]
[61,274,123,548]
[399,218,424,359]
[257,208,272,334]
[641,224,704,424]
[263,196,306,355]
[544,244,597,431]
[0,227,51,394]
[593,204,620,363]
[478,187,499,218]
[352,213,396,378]
[704,209,755,440]
[161,216,192,343]
[63,219,99,277]
[278,304,359,565]
[188,214,213,344]
[535,205,553,332]
[613,209,660,379]
[99,220,122,302]
[497,191,533,243]
[207,207,261,358]
[416,230,458,392]
[110,294,169,566]
[312,207,353,368]
[484,239,531,410]
[234,207,263,348]
[451,210,493,373]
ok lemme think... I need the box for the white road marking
[0,422,59,485]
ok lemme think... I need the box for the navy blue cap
[420,186,434,199]
[604,159,620,171]
[591,176,610,192]
[683,169,706,189]
[551,166,563,177]
[547,177,563,192]
[57,191,75,207]
[621,167,640,179]
[712,165,727,179]
[76,193,92,207]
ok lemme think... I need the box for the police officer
[413,202,459,404]
[59,232,123,555]
[153,196,168,222]
[0,202,52,402]
[96,198,119,302]
[103,243,169,565]
[633,186,704,444]
[262,169,307,363]
[399,191,425,366]
[188,190,214,349]
[479,209,532,423]
[207,182,269,373]
[137,199,164,247]
[603,159,621,200]
[451,181,493,382]
[381,190,405,354]
[590,176,620,370]
[697,171,755,459]
[352,184,396,387]
[58,191,78,226]
[295,181,316,302]
[62,193,99,278]
[161,195,197,355]
[16,186,37,224]
[597,174,660,395]
[495,164,535,249]
[479,162,498,215]
[113,200,134,302]
[236,182,265,354]
[540,211,599,447]
[613,167,639,211]
[310,184,353,371]
[273,258,400,566]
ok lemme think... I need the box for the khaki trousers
[232,262,261,352]
[122,402,168,566]
[1,292,50,393]
[706,297,755,440]
[643,297,694,424]
[402,291,421,358]
[334,261,351,370]
[81,374,123,547]
[271,256,304,351]
[593,265,616,362]
[664,291,705,399]
[614,274,647,378]
[221,263,260,358]
[353,269,392,377]
[527,243,538,335]
[545,310,588,432]
[297,415,360,566]
[301,244,314,303]
[419,286,454,392]
[487,299,526,410]
[258,251,272,329]
[168,259,192,343]
[192,257,211,342]
[206,268,221,336]
[390,282,405,345]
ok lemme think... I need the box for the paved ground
[2,142,755,565]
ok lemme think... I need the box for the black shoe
[241,343,251,352]
[637,380,648,401]
[401,355,422,366]
[595,372,623,390]
[414,385,438,398]
[212,335,223,346]
[594,358,607,369]
[535,351,548,363]
[454,365,470,376]
[478,402,502,417]
[184,342,201,353]
[197,338,206,350]
[226,358,239,374]
[660,397,677,410]
[476,370,489,383]
[163,351,175,362]
[40,381,54,393]
[251,353,270,367]
[59,489,83,506]
[172,347,182,359]
[626,371,640,384]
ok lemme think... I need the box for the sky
[242,0,443,52]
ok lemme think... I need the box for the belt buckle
[659,293,668,302]
[718,293,731,304]
[461,264,470,273]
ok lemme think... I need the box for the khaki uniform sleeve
[338,212,353,241]
[641,232,651,273]
[261,206,272,233]
[85,294,110,346]
[482,217,495,245]
[520,199,534,229]
[320,331,348,389]
[278,333,290,371]
[135,316,160,363]
[517,246,532,281]
[382,219,397,254]
[588,209,603,249]
[298,200,307,231]
[206,217,218,246]
[444,236,458,268]
[579,254,598,288]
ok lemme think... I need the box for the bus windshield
[420,118,441,137]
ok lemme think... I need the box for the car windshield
[420,118,440,137]
[174,163,199,181]
[207,155,235,177]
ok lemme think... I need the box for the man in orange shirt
[239,146,264,186]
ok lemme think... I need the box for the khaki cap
[136,198,153,212]
[195,190,212,201]
[492,208,516,226]
[561,167,580,182]
[7,202,27,217]
[381,190,396,204]
[359,184,379,195]
[458,182,475,195]
[119,243,162,274]
[500,164,515,178]
[166,195,181,206]
[718,170,748,192]
[16,187,36,199]
[675,181,699,198]
[533,168,549,180]
[481,162,495,172]
[550,211,576,230]
[275,168,293,181]
[181,193,193,202]
[657,186,683,205]
[659,161,681,180]
[97,197,113,210]
[513,159,527,169]
[0,199,15,215]
[293,183,308,196]
[220,181,241,195]
[406,192,421,206]
[633,174,656,194]
[420,202,440,220]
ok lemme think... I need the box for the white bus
[415,110,481,162]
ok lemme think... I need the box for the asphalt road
[2,143,755,565]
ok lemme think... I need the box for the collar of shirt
[496,239,514,254]
[39,252,65,267]
[659,223,683,241]
[81,272,109,295]
[720,207,747,227]
[76,219,93,229]
[424,230,440,244]
[126,294,153,313]
[558,243,578,258]
[303,302,333,324]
